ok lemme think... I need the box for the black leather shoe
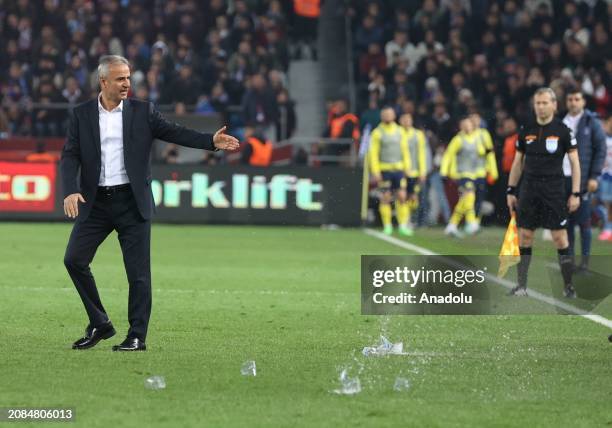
[72,321,116,350]
[112,337,146,352]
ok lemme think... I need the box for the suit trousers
[63,185,151,341]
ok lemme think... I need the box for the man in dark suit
[62,55,239,351]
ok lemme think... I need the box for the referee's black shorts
[516,177,568,230]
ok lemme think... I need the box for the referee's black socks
[517,247,532,289]
[558,247,573,286]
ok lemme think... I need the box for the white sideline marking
[363,228,612,330]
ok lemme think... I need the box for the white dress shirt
[562,112,582,177]
[98,94,130,186]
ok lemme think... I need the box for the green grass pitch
[0,223,610,427]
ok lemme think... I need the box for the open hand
[213,126,240,151]
[64,193,85,219]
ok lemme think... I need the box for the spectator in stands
[267,69,286,96]
[5,102,30,136]
[89,24,124,59]
[261,27,290,71]
[350,0,611,188]
[65,53,89,92]
[3,61,30,102]
[168,64,201,106]
[145,66,163,104]
[1,0,297,145]
[275,88,296,141]
[241,73,278,140]
[355,14,384,55]
[292,0,321,60]
[196,82,229,118]
[427,101,454,144]
[359,43,386,81]
[386,69,417,106]
[32,79,62,137]
[17,16,34,55]
[61,76,85,106]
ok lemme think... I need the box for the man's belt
[97,183,131,196]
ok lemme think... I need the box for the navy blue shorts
[457,178,476,193]
[380,171,407,192]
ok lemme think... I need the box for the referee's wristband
[506,186,517,195]
[571,192,581,197]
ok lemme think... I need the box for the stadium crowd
[350,0,610,142]
[1,0,611,232]
[345,0,611,231]
[0,0,298,143]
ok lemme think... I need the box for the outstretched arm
[148,103,239,151]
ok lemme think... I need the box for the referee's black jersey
[515,118,577,179]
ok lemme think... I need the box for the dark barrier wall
[0,162,362,226]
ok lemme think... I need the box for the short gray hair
[534,87,557,102]
[97,55,129,79]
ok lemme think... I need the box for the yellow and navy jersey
[441,131,488,180]
[474,127,498,180]
[368,122,411,175]
[404,126,428,178]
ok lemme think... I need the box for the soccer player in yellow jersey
[399,113,429,236]
[441,116,490,237]
[369,107,412,235]
[470,112,499,224]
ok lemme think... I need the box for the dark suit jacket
[572,109,606,192]
[60,98,216,221]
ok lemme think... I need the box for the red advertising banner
[0,162,56,212]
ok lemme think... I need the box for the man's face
[566,92,585,116]
[380,108,396,123]
[503,118,517,135]
[460,118,474,134]
[533,93,556,120]
[100,63,130,102]
[400,114,412,128]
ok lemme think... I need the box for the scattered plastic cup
[144,375,166,390]
[393,377,411,392]
[333,369,362,395]
[241,360,257,376]
[362,335,406,356]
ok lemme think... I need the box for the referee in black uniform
[506,87,581,298]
